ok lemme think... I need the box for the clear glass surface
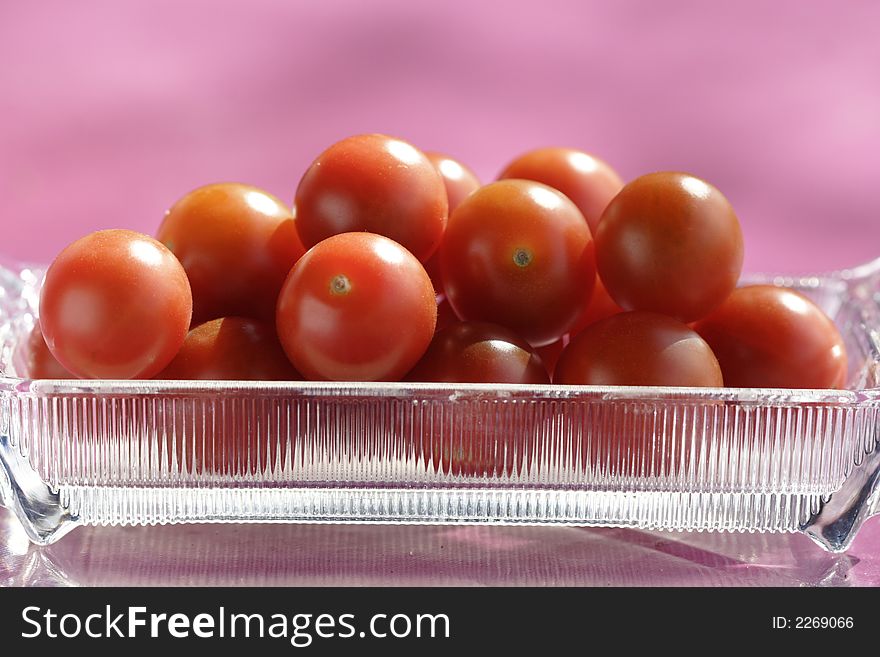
[1,261,879,551]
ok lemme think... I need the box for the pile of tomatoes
[35,134,847,390]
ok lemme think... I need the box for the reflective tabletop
[3,509,878,587]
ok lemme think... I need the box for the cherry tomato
[406,321,549,384]
[422,152,482,293]
[498,147,623,235]
[434,294,459,333]
[411,325,546,473]
[424,151,482,213]
[535,337,566,377]
[276,232,436,381]
[440,179,596,346]
[295,134,447,263]
[26,325,75,379]
[156,317,300,380]
[692,285,847,388]
[39,229,192,379]
[569,275,623,337]
[595,172,744,323]
[157,182,305,325]
[422,253,446,295]
[554,311,723,387]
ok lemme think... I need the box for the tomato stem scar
[330,274,352,296]
[513,248,533,268]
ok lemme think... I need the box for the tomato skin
[424,151,481,213]
[406,321,549,384]
[423,152,481,293]
[434,294,459,333]
[26,325,75,379]
[295,134,448,263]
[535,337,566,377]
[276,232,437,381]
[156,317,300,380]
[39,229,192,379]
[692,285,847,389]
[498,147,623,235]
[569,276,623,337]
[157,182,304,325]
[440,179,596,347]
[595,172,743,323]
[554,311,723,387]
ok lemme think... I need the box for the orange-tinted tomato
[440,179,596,347]
[157,182,304,325]
[595,172,743,323]
[693,285,847,388]
[295,134,447,263]
[26,325,75,379]
[554,311,723,387]
[276,232,437,381]
[156,317,300,380]
[406,321,549,384]
[40,229,192,379]
[498,147,623,235]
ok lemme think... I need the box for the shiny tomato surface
[554,311,723,387]
[156,317,300,380]
[158,182,304,325]
[693,285,847,389]
[39,229,192,379]
[26,325,75,379]
[498,147,623,234]
[276,232,436,381]
[295,134,447,263]
[406,321,549,384]
[440,179,596,346]
[423,151,482,292]
[595,172,743,323]
[424,151,481,213]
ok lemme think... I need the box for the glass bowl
[1,260,878,551]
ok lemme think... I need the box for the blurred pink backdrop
[1,0,879,272]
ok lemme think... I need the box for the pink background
[1,0,879,585]
[2,0,879,273]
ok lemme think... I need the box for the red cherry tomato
[157,182,305,325]
[406,321,549,384]
[535,337,566,377]
[595,172,744,323]
[276,232,437,381]
[408,324,548,475]
[423,151,482,293]
[440,179,596,346]
[422,253,446,295]
[498,147,623,235]
[40,229,192,379]
[26,325,75,379]
[434,294,459,333]
[692,285,847,388]
[554,311,723,387]
[295,134,447,263]
[156,317,300,380]
[569,276,623,337]
[424,151,482,213]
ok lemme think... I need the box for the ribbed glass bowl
[1,261,879,551]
